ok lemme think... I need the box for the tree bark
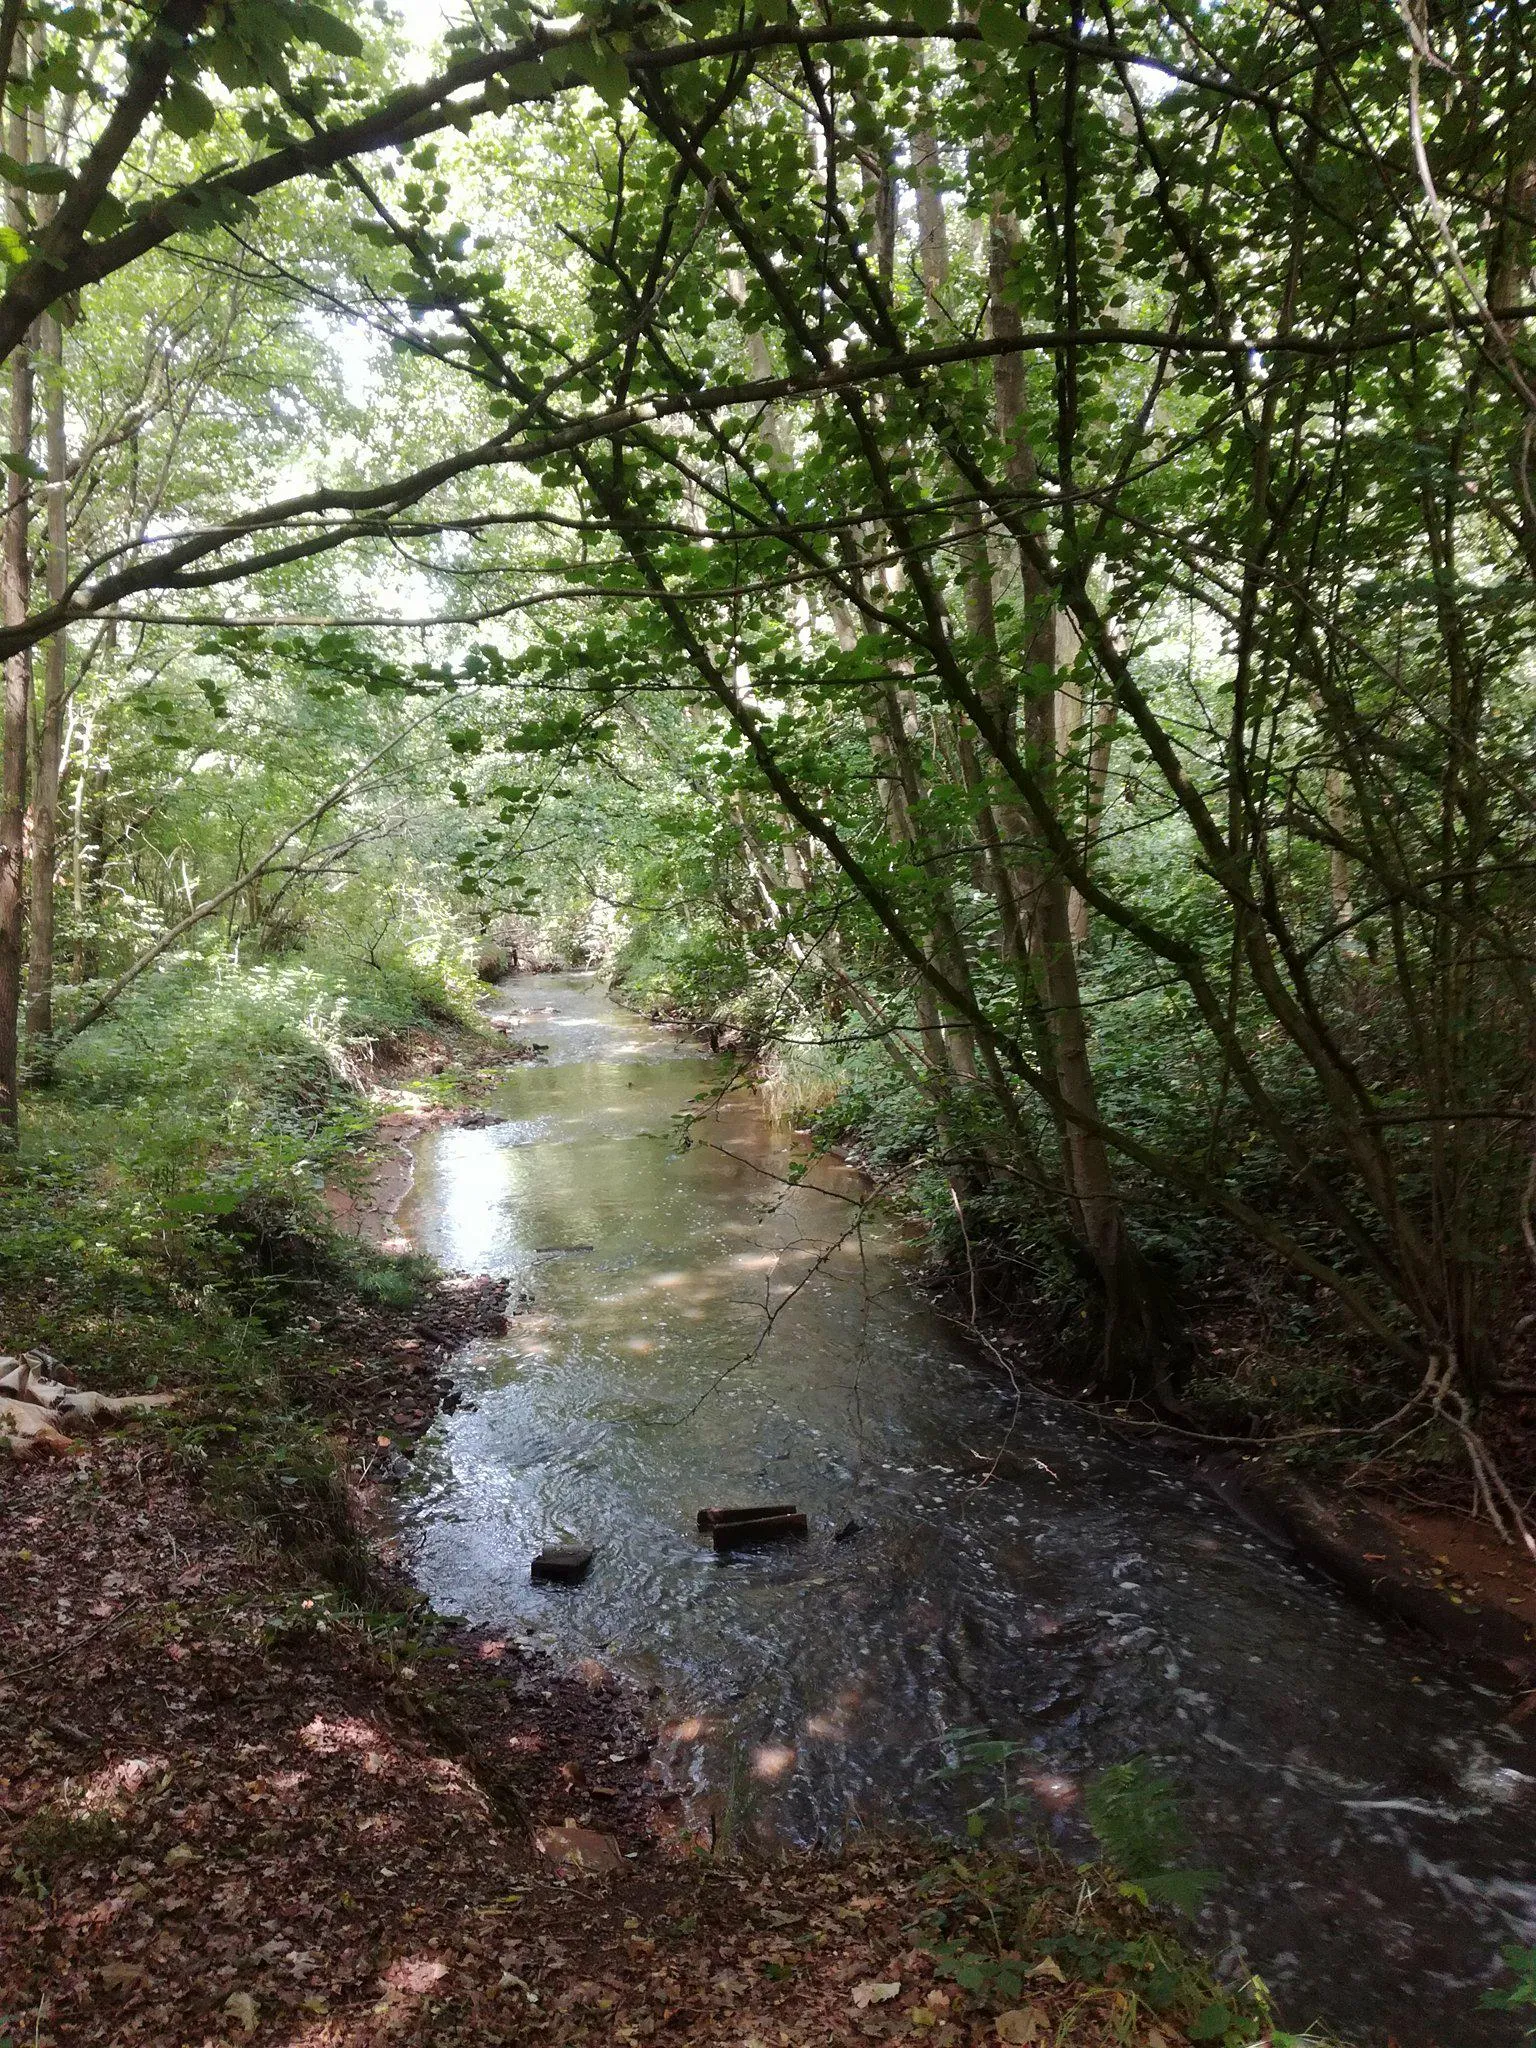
[0,76,34,1136]
[25,309,66,1046]
[910,121,949,320]
[987,200,1165,1392]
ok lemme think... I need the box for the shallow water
[400,973,1536,2045]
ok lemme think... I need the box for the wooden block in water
[712,1512,807,1552]
[531,1544,594,1584]
[697,1502,797,1531]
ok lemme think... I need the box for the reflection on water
[400,974,1536,2046]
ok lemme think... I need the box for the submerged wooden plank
[711,1512,808,1552]
[697,1502,797,1530]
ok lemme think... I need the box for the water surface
[401,973,1536,2045]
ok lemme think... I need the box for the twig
[9,1598,141,1680]
[949,1181,978,1329]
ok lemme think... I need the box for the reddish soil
[283,1272,513,1458]
[1368,1502,1536,1637]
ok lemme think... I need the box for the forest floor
[1,1012,1295,2048]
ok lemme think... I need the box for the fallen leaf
[996,2010,1045,2044]
[100,1961,147,1992]
[534,1822,624,1872]
[851,1979,901,2008]
[382,1956,449,1994]
[1026,1957,1066,1981]
[223,1989,258,2035]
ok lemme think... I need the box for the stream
[399,972,1536,2046]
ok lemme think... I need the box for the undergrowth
[925,1738,1344,2045]
[0,947,478,1571]
[913,1840,1341,2048]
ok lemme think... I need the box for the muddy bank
[954,1338,1536,1700]
[1194,1455,1536,1697]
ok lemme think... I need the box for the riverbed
[399,972,1536,2046]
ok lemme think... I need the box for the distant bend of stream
[399,973,1536,2047]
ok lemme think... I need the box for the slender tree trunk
[0,65,33,1136]
[987,200,1166,1392]
[910,120,949,321]
[25,308,66,1046]
[1061,662,1117,947]
[0,336,31,1137]
[72,716,105,984]
[1324,764,1355,936]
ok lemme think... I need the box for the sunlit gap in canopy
[387,0,454,71]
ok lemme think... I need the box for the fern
[1481,1943,1536,2038]
[1085,1760,1218,1917]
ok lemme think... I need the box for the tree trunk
[987,200,1167,1394]
[1055,621,1116,949]
[25,308,65,1047]
[910,121,948,320]
[71,714,103,984]
[0,60,34,1137]
[0,331,31,1135]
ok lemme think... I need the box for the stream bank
[1,1008,1288,2048]
[613,983,1536,1696]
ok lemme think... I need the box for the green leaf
[14,160,69,195]
[498,57,552,95]
[907,0,951,29]
[1,451,46,481]
[0,152,68,196]
[976,0,1028,45]
[1188,2001,1237,2041]
[161,79,219,138]
[31,51,89,93]
[203,31,264,90]
[87,192,130,237]
[566,40,629,110]
[289,3,366,58]
[1481,1942,1536,2011]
